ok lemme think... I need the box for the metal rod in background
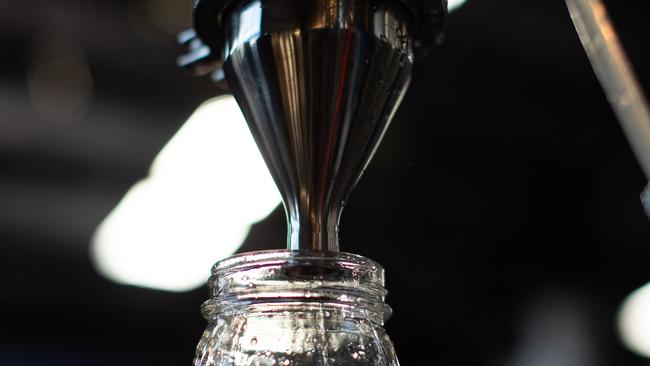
[566,0,650,180]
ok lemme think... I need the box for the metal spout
[182,0,447,252]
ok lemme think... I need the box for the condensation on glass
[193,250,399,366]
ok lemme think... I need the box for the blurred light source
[146,0,192,35]
[448,0,468,12]
[618,282,650,358]
[506,291,599,366]
[28,57,93,125]
[128,0,191,42]
[91,96,281,292]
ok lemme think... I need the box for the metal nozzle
[182,0,446,252]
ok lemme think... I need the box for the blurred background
[2,0,650,365]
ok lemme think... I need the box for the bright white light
[448,0,468,12]
[618,282,650,358]
[150,96,280,224]
[91,96,281,292]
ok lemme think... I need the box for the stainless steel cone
[225,0,413,252]
[182,0,447,252]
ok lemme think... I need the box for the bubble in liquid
[250,336,258,345]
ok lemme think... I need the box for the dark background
[2,0,650,365]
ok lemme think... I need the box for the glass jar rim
[211,249,385,276]
[203,250,392,324]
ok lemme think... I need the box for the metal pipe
[566,0,650,179]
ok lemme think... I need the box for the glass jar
[193,250,399,366]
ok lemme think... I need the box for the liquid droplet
[251,336,258,345]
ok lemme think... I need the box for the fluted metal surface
[221,0,414,251]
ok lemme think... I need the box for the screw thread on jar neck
[203,250,392,326]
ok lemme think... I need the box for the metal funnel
[180,0,446,252]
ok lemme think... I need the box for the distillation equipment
[176,0,650,364]
[178,0,446,364]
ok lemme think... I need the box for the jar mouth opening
[211,249,385,275]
